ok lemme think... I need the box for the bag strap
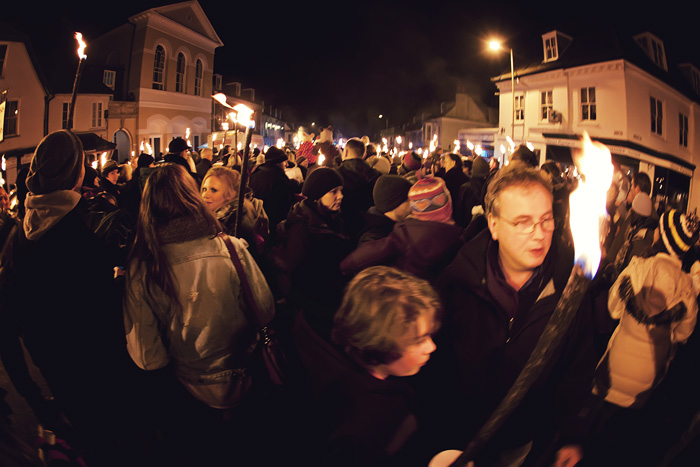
[219,233,264,330]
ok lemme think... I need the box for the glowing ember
[75,32,87,59]
[569,131,614,278]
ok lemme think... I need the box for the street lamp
[489,39,515,141]
[378,114,388,130]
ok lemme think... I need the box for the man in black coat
[249,146,298,238]
[338,138,381,242]
[438,153,468,206]
[416,164,596,467]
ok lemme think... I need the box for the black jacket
[290,313,418,466]
[249,162,296,234]
[282,199,353,339]
[439,166,469,210]
[338,159,381,241]
[416,229,596,462]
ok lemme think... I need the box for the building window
[92,102,103,128]
[679,112,688,147]
[692,68,700,95]
[194,135,200,150]
[62,102,69,129]
[543,34,558,62]
[541,91,553,121]
[650,96,663,136]
[514,94,524,121]
[103,70,116,90]
[176,53,186,93]
[3,100,18,137]
[152,45,165,90]
[0,44,8,76]
[634,33,667,71]
[581,87,596,121]
[194,60,203,96]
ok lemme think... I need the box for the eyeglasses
[498,215,555,235]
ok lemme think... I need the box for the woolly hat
[26,130,84,194]
[101,160,119,178]
[302,167,343,201]
[472,156,490,179]
[367,155,391,175]
[137,153,155,168]
[659,209,699,258]
[264,146,287,165]
[373,175,412,213]
[631,192,652,217]
[168,137,191,154]
[408,176,453,224]
[403,151,423,171]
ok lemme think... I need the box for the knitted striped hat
[408,176,453,224]
[403,151,423,171]
[659,209,699,258]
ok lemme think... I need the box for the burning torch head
[27,130,84,194]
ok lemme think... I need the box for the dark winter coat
[439,166,469,210]
[282,199,353,339]
[340,218,463,283]
[419,229,596,460]
[249,162,296,235]
[338,159,382,241]
[290,313,419,466]
[455,175,487,228]
[356,207,396,245]
[0,200,141,445]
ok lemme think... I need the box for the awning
[76,133,116,152]
[546,145,574,166]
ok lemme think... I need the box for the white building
[492,28,700,213]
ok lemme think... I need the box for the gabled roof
[0,20,51,96]
[129,0,223,48]
[491,20,700,104]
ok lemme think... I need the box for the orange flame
[569,131,614,278]
[75,32,87,59]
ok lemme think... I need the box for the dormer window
[634,33,667,71]
[544,34,558,62]
[542,31,572,63]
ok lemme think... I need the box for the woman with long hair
[124,163,274,412]
[201,166,269,254]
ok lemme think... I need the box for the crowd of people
[0,127,699,467]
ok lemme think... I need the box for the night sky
[5,0,700,137]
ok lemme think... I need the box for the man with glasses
[419,164,596,466]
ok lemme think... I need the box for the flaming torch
[233,103,254,237]
[67,32,87,130]
[444,131,613,467]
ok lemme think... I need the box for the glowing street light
[489,38,515,140]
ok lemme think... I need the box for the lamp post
[489,40,515,141]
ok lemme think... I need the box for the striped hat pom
[660,209,699,258]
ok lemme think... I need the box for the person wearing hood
[340,176,462,284]
[281,167,353,339]
[0,130,143,464]
[580,209,700,465]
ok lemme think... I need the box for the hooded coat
[594,253,698,409]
